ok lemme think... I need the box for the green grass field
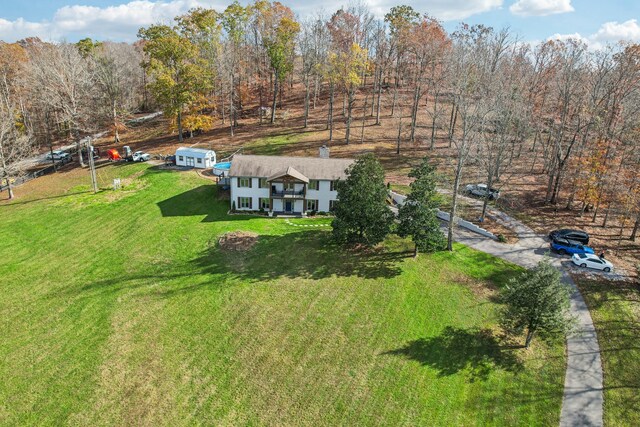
[0,164,565,426]
[575,279,640,426]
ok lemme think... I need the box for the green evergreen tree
[397,158,446,257]
[500,259,573,348]
[332,154,394,246]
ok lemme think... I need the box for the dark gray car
[549,229,590,245]
[464,184,500,200]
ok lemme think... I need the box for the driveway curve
[451,216,604,426]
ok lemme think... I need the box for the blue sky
[0,0,639,47]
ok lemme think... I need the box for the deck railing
[271,189,305,197]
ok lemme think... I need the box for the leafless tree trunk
[328,81,334,141]
[345,87,355,144]
[360,93,368,143]
[271,72,278,124]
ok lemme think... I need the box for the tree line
[0,37,146,197]
[1,1,639,241]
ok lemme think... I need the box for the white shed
[175,147,216,169]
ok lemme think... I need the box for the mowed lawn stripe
[0,163,565,425]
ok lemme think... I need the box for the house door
[186,157,195,167]
[285,201,293,212]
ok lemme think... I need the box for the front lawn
[575,278,640,426]
[0,164,565,425]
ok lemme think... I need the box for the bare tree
[403,16,449,143]
[0,110,33,199]
[445,25,501,251]
[299,16,328,128]
[542,39,589,204]
[27,43,94,167]
[371,21,393,126]
[477,37,528,221]
[93,42,145,143]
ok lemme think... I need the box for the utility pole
[45,110,56,172]
[86,138,98,193]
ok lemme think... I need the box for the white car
[46,150,70,161]
[571,253,613,272]
[132,151,151,162]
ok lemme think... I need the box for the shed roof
[229,154,354,180]
[176,147,215,156]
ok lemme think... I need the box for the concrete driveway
[450,215,604,427]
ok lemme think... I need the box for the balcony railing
[271,189,305,198]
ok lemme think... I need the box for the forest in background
[1,1,640,244]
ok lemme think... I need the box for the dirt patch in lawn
[451,270,500,300]
[218,232,259,252]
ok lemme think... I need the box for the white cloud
[0,0,225,42]
[549,19,640,50]
[590,19,640,46]
[360,0,505,21]
[421,0,503,21]
[0,17,53,42]
[547,32,588,44]
[266,0,504,22]
[510,0,574,17]
[0,0,504,42]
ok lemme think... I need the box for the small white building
[175,147,216,169]
[228,151,355,215]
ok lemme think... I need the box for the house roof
[175,147,215,156]
[229,154,355,180]
[267,166,309,183]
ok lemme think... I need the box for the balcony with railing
[271,188,305,198]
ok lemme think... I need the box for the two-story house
[228,153,355,214]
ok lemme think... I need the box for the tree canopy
[332,154,394,246]
[500,259,574,348]
[397,158,446,256]
[138,24,212,141]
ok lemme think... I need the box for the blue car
[550,237,594,256]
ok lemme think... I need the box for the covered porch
[267,166,309,214]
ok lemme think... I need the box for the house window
[238,197,252,209]
[178,155,184,161]
[308,180,319,190]
[259,198,270,210]
[259,178,268,188]
[306,199,318,211]
[329,200,337,211]
[330,180,338,191]
[197,157,202,164]
[284,182,295,191]
[238,177,252,188]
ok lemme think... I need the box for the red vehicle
[107,149,121,161]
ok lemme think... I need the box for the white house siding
[230,177,269,210]
[306,180,338,212]
[230,177,337,213]
[272,199,303,213]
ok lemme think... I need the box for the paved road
[450,217,604,427]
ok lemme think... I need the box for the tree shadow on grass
[0,190,92,206]
[382,326,523,382]
[577,279,640,310]
[156,184,257,222]
[432,245,523,293]
[190,229,408,281]
[53,231,409,303]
